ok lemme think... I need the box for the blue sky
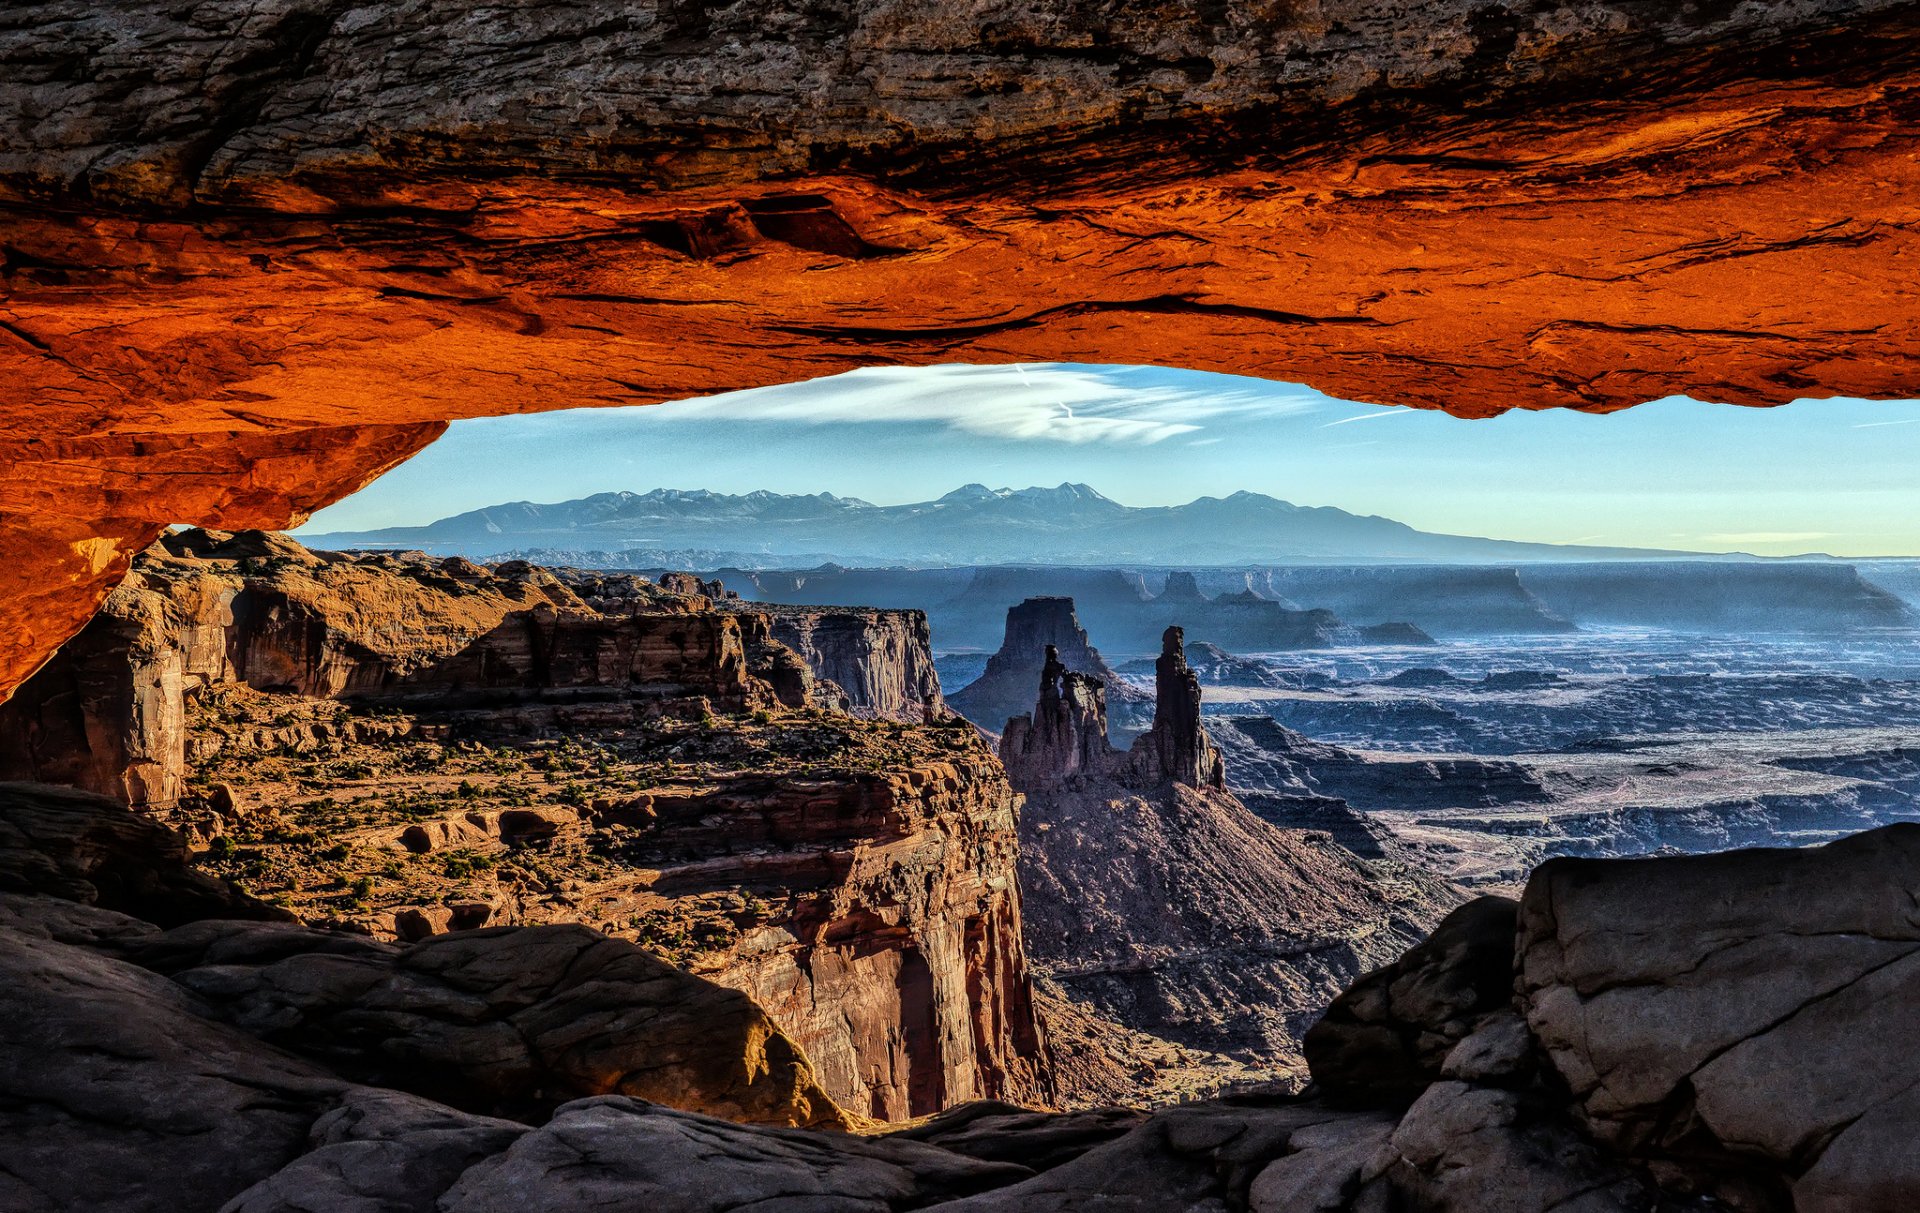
[297,364,1920,557]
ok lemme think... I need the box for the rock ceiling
[4,0,1919,698]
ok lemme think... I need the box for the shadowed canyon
[6,2,1920,1210]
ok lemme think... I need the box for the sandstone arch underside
[4,0,1920,699]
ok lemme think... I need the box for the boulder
[1304,896,1519,1107]
[139,919,851,1129]
[1519,825,1920,1208]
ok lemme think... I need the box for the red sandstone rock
[2,4,1917,700]
[1000,621,1460,1101]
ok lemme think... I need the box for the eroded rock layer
[0,533,1054,1121]
[4,2,1920,697]
[1001,624,1460,1103]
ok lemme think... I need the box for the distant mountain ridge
[303,483,1712,566]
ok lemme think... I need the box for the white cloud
[1852,418,1920,429]
[1319,407,1412,428]
[641,363,1318,446]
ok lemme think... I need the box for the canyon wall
[4,1,1919,700]
[0,533,1053,1121]
[750,604,947,722]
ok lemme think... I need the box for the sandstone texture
[1517,825,1920,1210]
[6,1,1918,699]
[747,602,947,722]
[0,534,1054,1122]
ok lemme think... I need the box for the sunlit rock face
[4,1,1920,698]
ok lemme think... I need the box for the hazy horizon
[296,364,1920,558]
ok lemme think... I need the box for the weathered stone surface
[0,780,283,926]
[437,1096,1032,1213]
[1304,896,1520,1108]
[1518,825,1920,1210]
[8,823,1920,1210]
[139,918,850,1129]
[1379,1081,1671,1213]
[219,1089,528,1213]
[752,604,947,722]
[3,2,1919,700]
[0,923,347,1213]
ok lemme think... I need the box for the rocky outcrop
[1001,625,1460,1101]
[1516,825,1920,1208]
[0,533,1052,1123]
[745,602,947,722]
[1304,896,1522,1108]
[0,786,847,1137]
[8,780,1920,1210]
[0,780,286,927]
[1134,627,1225,790]
[1001,628,1225,794]
[950,597,1152,741]
[141,919,848,1130]
[0,531,826,809]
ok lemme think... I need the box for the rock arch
[4,0,1919,696]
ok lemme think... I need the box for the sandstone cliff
[739,602,947,723]
[0,532,1053,1121]
[1000,626,1460,1103]
[949,597,1153,742]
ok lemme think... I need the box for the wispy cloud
[644,364,1317,446]
[1852,418,1920,429]
[1700,531,1836,544]
[1319,407,1412,428]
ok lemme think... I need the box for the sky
[296,363,1920,557]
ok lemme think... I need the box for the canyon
[7,0,1920,697]
[0,531,1053,1122]
[999,625,1461,1104]
[6,1,1920,1207]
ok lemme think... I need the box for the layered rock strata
[0,534,1054,1122]
[742,602,947,722]
[950,597,1153,741]
[1000,626,1459,1102]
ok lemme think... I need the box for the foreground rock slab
[6,771,1920,1208]
[1519,823,1920,1210]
